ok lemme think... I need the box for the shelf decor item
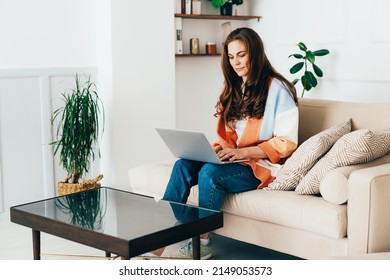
[221,22,232,44]
[192,0,201,15]
[209,0,243,16]
[206,42,217,54]
[50,74,105,195]
[190,38,200,54]
[289,42,330,98]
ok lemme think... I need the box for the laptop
[156,128,249,164]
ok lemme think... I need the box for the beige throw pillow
[265,119,351,191]
[296,129,390,195]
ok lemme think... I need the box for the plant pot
[57,174,103,195]
[220,2,233,16]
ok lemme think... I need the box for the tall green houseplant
[51,74,105,187]
[289,42,330,98]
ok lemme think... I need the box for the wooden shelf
[175,53,221,57]
[174,12,261,57]
[175,13,261,21]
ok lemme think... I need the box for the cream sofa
[126,98,390,259]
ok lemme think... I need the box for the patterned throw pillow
[265,119,351,191]
[295,129,390,195]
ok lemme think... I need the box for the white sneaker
[171,239,213,260]
[131,252,159,260]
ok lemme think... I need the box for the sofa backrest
[298,98,390,144]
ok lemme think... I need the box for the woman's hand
[213,145,223,153]
[217,148,246,161]
[217,146,267,162]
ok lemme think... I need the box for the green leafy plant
[209,0,243,8]
[289,42,330,98]
[51,74,105,184]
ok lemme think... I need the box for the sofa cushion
[265,119,351,191]
[222,190,347,239]
[296,129,390,195]
[319,155,390,205]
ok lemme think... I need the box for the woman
[153,27,299,260]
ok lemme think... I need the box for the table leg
[192,236,200,260]
[32,229,41,260]
[105,252,111,259]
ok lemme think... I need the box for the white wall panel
[0,157,3,212]
[0,77,45,212]
[373,0,390,42]
[0,68,96,213]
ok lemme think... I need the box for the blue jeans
[162,159,261,211]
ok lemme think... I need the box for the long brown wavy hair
[216,27,298,123]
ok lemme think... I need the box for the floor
[0,212,301,260]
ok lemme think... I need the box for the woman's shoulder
[269,78,294,99]
[267,78,297,111]
[269,78,289,93]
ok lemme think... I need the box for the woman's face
[227,39,249,83]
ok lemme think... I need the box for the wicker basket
[57,174,104,196]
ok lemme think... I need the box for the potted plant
[209,0,244,16]
[289,42,330,98]
[51,74,105,195]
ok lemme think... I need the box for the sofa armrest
[348,163,390,255]
[128,161,175,199]
[127,160,200,205]
[319,155,390,205]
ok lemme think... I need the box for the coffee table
[10,187,223,260]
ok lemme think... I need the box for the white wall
[251,0,390,102]
[109,0,176,187]
[0,0,97,68]
[176,0,390,140]
[95,0,114,185]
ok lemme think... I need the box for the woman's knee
[173,159,201,172]
[173,158,188,170]
[198,164,223,186]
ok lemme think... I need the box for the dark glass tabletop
[10,187,223,259]
[12,187,219,238]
